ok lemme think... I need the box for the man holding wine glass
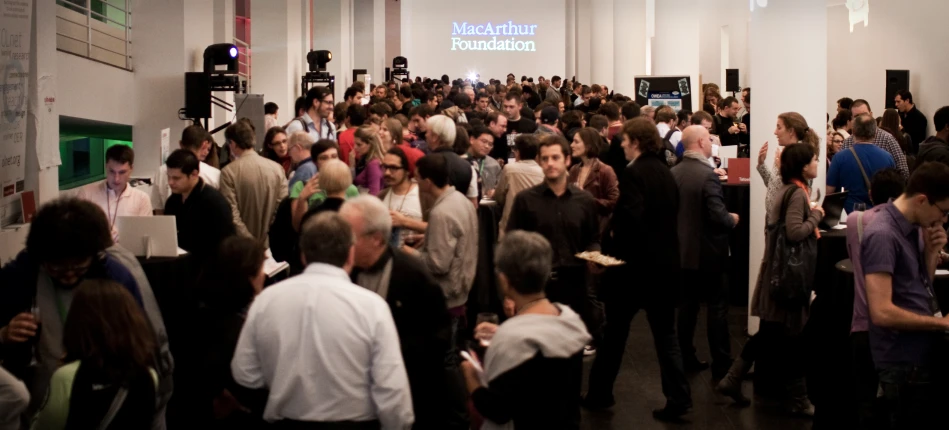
[0,198,145,418]
[463,231,591,429]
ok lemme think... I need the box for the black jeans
[677,269,732,376]
[878,364,946,429]
[547,267,596,336]
[587,292,692,408]
[850,332,880,430]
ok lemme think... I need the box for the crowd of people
[2,72,949,430]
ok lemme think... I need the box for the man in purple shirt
[862,162,949,428]
[845,168,904,429]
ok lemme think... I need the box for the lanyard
[105,186,122,230]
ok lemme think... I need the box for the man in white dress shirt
[231,212,414,429]
[76,145,152,241]
[151,125,221,214]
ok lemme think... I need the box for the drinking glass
[853,203,867,212]
[475,313,499,347]
[29,304,41,366]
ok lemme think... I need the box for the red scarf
[791,179,820,239]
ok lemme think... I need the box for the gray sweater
[419,188,478,309]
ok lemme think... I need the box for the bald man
[671,125,739,379]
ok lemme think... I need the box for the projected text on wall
[451,21,537,52]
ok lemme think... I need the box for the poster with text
[1,0,31,196]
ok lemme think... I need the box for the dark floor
[579,305,813,430]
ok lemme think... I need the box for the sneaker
[581,394,615,410]
[583,345,597,356]
[652,403,691,422]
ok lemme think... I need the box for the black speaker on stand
[725,69,740,94]
[885,70,909,110]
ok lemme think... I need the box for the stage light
[467,72,479,82]
[204,43,239,74]
[393,56,408,69]
[307,50,333,72]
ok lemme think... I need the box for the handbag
[767,187,819,308]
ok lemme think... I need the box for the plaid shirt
[841,129,909,178]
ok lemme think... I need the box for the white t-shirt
[382,184,422,246]
[151,161,221,211]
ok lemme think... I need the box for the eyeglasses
[934,203,949,218]
[44,259,93,276]
[382,164,404,171]
[832,139,844,144]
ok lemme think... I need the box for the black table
[723,183,750,306]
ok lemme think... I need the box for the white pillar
[565,0,576,80]
[612,0,647,97]
[313,0,353,102]
[252,0,306,122]
[590,0,614,88]
[385,0,400,68]
[747,0,827,333]
[26,0,60,204]
[652,0,700,110]
[574,0,591,85]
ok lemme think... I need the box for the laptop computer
[116,216,183,258]
[819,191,849,230]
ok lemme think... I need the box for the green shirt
[290,182,360,206]
[31,361,157,430]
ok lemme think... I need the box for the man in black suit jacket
[585,118,692,421]
[671,126,739,380]
[340,196,468,430]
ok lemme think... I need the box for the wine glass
[29,303,41,367]
[475,313,499,347]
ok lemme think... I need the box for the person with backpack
[30,280,159,429]
[656,107,682,167]
[286,86,337,144]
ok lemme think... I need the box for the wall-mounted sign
[451,21,538,52]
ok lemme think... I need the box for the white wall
[589,0,614,88]
[385,0,401,65]
[251,0,306,124]
[313,0,353,101]
[352,0,386,84]
[697,0,750,93]
[827,0,947,135]
[56,52,136,126]
[131,0,190,177]
[612,0,647,96]
[653,0,701,110]
[400,0,566,82]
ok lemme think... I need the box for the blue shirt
[288,158,317,191]
[827,144,895,213]
[861,203,939,368]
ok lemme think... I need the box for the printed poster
[0,0,32,196]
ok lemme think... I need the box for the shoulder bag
[767,187,819,308]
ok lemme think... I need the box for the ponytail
[802,127,821,155]
[779,112,822,156]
